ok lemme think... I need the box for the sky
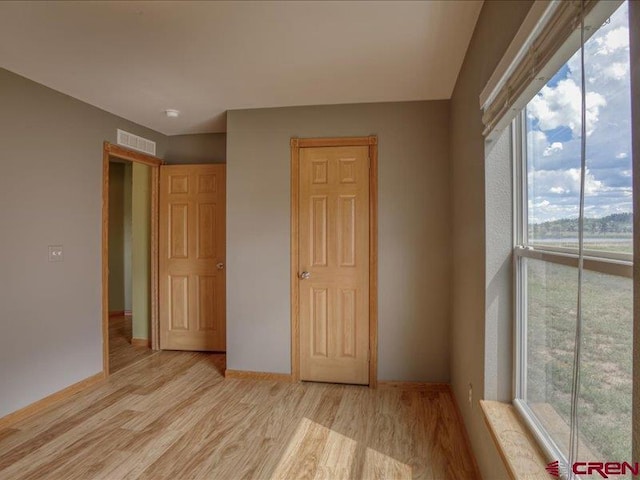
[526,1,632,224]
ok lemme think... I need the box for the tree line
[530,212,632,238]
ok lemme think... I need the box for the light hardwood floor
[0,352,479,479]
[109,315,155,374]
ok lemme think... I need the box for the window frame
[513,109,570,464]
[512,97,633,463]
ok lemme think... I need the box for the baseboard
[377,381,450,391]
[0,372,105,430]
[223,373,450,388]
[224,369,293,382]
[131,338,150,348]
[446,385,482,480]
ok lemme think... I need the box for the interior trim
[378,381,450,391]
[224,369,294,382]
[480,400,550,480]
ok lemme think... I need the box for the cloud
[528,167,632,222]
[527,78,606,136]
[544,142,563,157]
[524,2,632,224]
[603,61,629,80]
[593,26,630,55]
[527,129,548,155]
[527,131,565,161]
[530,167,608,196]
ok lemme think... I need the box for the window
[514,0,633,469]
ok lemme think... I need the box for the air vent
[116,129,156,156]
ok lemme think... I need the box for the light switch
[48,245,64,262]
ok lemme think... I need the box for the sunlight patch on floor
[270,417,411,480]
[362,446,412,479]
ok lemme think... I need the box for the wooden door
[159,165,225,351]
[299,146,370,384]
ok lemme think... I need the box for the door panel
[160,165,225,351]
[169,275,189,330]
[299,146,369,385]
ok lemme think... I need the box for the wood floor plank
[325,386,372,480]
[237,382,325,480]
[190,385,298,480]
[106,431,183,480]
[210,384,324,480]
[19,410,140,480]
[136,385,256,479]
[0,352,480,480]
[270,417,331,480]
[0,386,136,471]
[109,315,155,374]
[0,428,19,444]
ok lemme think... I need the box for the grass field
[525,258,633,464]
[532,239,633,255]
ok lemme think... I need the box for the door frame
[101,142,162,376]
[290,136,378,387]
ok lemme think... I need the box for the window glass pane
[525,258,578,457]
[525,259,633,466]
[526,2,632,254]
[578,268,633,463]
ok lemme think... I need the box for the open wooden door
[159,165,226,351]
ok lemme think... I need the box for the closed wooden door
[299,146,370,384]
[159,165,225,351]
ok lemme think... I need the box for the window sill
[480,400,552,480]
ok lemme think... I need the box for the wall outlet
[48,245,64,262]
[468,383,473,405]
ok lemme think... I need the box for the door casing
[290,136,378,387]
[101,142,162,376]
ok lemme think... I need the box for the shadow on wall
[165,133,226,164]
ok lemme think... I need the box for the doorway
[102,143,161,376]
[290,136,378,386]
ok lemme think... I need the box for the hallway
[109,314,155,374]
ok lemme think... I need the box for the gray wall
[484,127,514,403]
[132,163,152,340]
[108,162,126,312]
[123,163,133,312]
[449,1,533,479]
[165,133,226,164]
[0,67,167,417]
[226,101,451,381]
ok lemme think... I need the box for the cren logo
[573,462,639,478]
[546,460,562,477]
[546,460,640,478]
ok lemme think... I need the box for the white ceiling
[0,1,482,135]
